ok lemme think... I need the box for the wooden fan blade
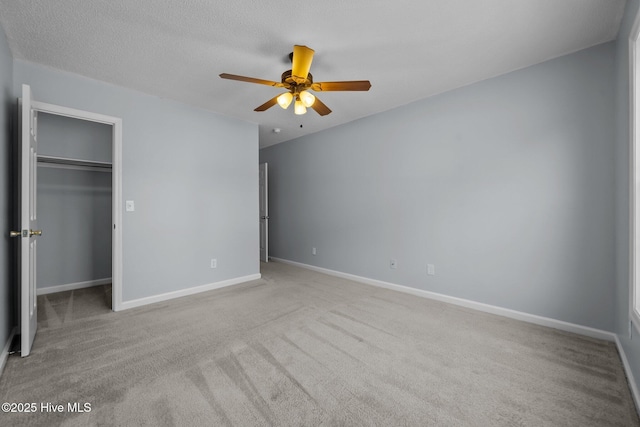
[220,73,285,88]
[254,95,280,112]
[311,80,371,91]
[291,45,314,83]
[310,96,332,116]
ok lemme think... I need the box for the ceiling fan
[220,45,371,116]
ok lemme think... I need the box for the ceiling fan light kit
[299,90,315,107]
[294,99,307,115]
[220,45,371,117]
[277,92,293,109]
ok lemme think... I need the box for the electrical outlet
[210,258,217,269]
[312,247,317,255]
[427,264,435,276]
[390,259,397,269]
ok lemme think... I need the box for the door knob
[10,230,43,237]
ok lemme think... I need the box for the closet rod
[37,155,112,170]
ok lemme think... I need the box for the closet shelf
[37,155,112,171]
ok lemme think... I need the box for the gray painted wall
[36,113,112,289]
[14,60,259,302]
[615,0,640,400]
[0,20,13,350]
[37,168,112,289]
[261,42,616,331]
[38,112,112,162]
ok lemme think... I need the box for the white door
[259,163,269,262]
[18,84,40,357]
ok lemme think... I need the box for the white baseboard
[120,273,262,310]
[615,335,640,415]
[272,257,616,342]
[37,278,112,295]
[0,327,16,378]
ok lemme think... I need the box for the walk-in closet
[36,112,113,319]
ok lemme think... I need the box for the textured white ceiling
[0,0,627,147]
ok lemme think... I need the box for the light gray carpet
[0,261,638,426]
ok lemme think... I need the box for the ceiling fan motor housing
[282,70,313,89]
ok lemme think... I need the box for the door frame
[31,100,123,311]
[259,162,268,263]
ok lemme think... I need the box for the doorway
[15,85,123,357]
[30,98,123,313]
[36,112,113,316]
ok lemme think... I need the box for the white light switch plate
[126,200,135,212]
